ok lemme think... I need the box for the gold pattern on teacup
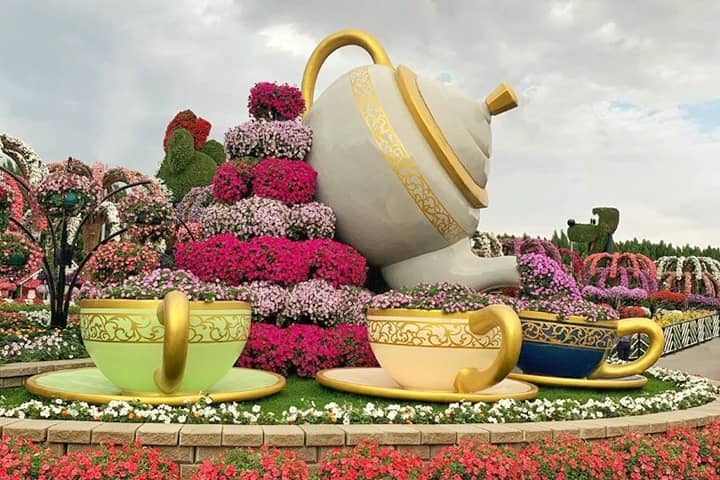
[521,318,616,350]
[348,66,467,243]
[81,313,250,343]
[367,318,502,348]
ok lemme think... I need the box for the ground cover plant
[0,368,714,425]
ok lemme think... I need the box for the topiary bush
[157,110,226,202]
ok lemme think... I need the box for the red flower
[649,290,687,306]
[87,240,159,285]
[163,109,212,152]
[619,306,648,318]
[176,236,367,287]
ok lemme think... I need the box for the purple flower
[177,186,215,223]
[518,253,581,300]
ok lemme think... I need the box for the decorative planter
[80,291,251,394]
[366,305,522,392]
[517,310,665,379]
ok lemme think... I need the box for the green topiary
[156,111,226,203]
[567,207,620,254]
[200,139,226,166]
[165,128,195,173]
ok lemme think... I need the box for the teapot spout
[486,83,518,115]
[381,239,520,292]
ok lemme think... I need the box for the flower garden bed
[0,366,716,425]
[610,311,720,361]
[0,308,85,366]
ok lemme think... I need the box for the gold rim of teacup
[79,299,251,310]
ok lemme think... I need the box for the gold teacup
[367,305,522,392]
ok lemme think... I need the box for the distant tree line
[553,230,720,261]
[497,231,720,261]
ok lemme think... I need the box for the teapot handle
[301,29,393,115]
[153,290,190,393]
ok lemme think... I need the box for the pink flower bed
[240,236,310,285]
[176,235,367,287]
[236,323,378,378]
[306,239,368,287]
[175,234,246,285]
[252,158,317,205]
[248,82,305,121]
[211,161,255,204]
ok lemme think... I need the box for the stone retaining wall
[0,358,93,387]
[2,401,720,479]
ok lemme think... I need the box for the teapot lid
[396,66,519,209]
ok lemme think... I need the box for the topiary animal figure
[567,207,619,254]
[157,110,226,202]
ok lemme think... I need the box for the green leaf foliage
[200,139,227,165]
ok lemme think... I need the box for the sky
[1,0,719,247]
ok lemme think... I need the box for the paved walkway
[657,338,720,380]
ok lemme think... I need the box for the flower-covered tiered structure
[173,82,376,377]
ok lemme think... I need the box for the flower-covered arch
[584,252,658,293]
[656,256,720,298]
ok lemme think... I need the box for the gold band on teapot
[153,291,190,394]
[395,65,489,208]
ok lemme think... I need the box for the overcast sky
[1,0,718,247]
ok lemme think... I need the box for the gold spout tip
[486,82,519,115]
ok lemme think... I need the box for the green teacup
[79,291,251,394]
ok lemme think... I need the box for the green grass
[0,376,677,415]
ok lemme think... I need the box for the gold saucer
[316,368,538,403]
[508,372,648,389]
[25,367,286,405]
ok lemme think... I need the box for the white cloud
[259,24,316,57]
[0,0,718,247]
[548,1,577,25]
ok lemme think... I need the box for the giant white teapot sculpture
[302,29,520,291]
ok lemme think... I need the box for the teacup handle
[301,29,393,115]
[589,317,665,379]
[453,305,523,393]
[153,290,190,394]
